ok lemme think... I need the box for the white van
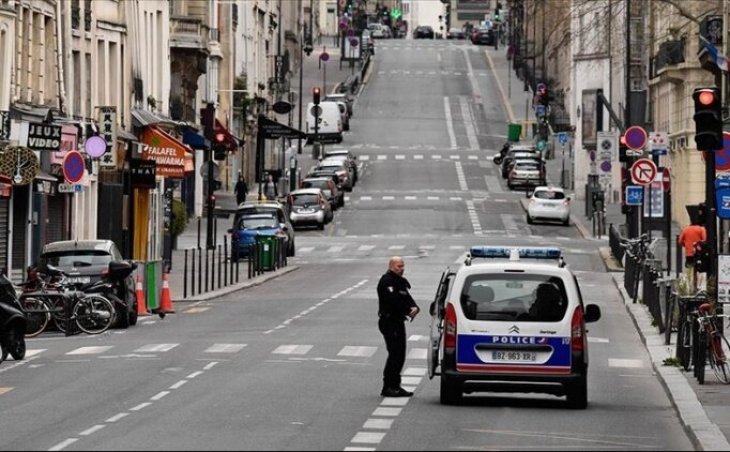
[306,101,343,144]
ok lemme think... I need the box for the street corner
[599,246,624,272]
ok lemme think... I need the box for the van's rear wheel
[566,376,588,409]
[440,375,462,405]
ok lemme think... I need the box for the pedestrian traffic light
[692,87,723,151]
[213,132,227,161]
[313,87,321,105]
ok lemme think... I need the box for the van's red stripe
[457,364,571,374]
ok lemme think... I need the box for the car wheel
[526,214,533,225]
[0,340,6,365]
[566,375,588,409]
[318,222,325,230]
[288,240,296,257]
[340,197,345,209]
[129,304,138,326]
[115,303,130,329]
[440,375,462,405]
[507,183,514,190]
[5,327,26,361]
[563,217,570,226]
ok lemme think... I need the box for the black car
[413,26,434,39]
[36,240,137,328]
[473,28,495,45]
[446,27,466,40]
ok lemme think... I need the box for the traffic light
[313,87,321,105]
[494,2,502,22]
[618,135,628,162]
[692,87,722,151]
[213,132,227,161]
[201,103,215,140]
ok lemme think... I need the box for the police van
[427,246,601,408]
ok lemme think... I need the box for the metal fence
[181,236,288,299]
[609,223,625,264]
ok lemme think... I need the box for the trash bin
[507,123,522,142]
[256,235,277,271]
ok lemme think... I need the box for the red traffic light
[313,87,321,105]
[698,90,717,106]
[214,132,226,143]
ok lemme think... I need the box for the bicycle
[676,292,707,372]
[20,266,116,336]
[694,303,730,385]
[620,234,660,304]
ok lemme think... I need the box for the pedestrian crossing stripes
[291,240,592,256]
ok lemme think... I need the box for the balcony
[652,39,686,84]
[170,16,210,52]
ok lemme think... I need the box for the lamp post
[298,22,314,156]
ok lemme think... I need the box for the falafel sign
[141,126,191,179]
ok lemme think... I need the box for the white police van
[427,246,601,408]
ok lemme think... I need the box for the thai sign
[99,106,117,167]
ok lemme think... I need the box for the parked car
[312,158,354,191]
[527,186,571,226]
[306,101,342,144]
[502,153,543,179]
[501,146,540,178]
[301,176,344,210]
[325,93,354,118]
[233,201,296,256]
[36,240,137,328]
[331,100,350,131]
[288,188,333,230]
[228,213,291,262]
[507,159,545,190]
[472,27,495,45]
[446,27,466,40]
[323,149,358,185]
[427,246,601,408]
[368,23,387,39]
[413,25,435,39]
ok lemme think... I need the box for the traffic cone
[135,273,150,317]
[158,272,175,317]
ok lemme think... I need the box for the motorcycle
[493,142,510,166]
[0,273,27,364]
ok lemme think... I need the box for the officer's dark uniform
[377,270,419,392]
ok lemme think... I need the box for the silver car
[287,188,333,230]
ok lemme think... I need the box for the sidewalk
[487,47,729,450]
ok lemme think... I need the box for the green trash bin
[256,235,276,271]
[507,123,522,142]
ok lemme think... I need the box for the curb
[609,273,730,451]
[172,265,300,303]
[598,246,623,272]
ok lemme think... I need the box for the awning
[214,119,241,151]
[117,129,138,141]
[131,109,178,129]
[182,129,211,150]
[140,126,194,179]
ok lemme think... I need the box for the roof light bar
[469,246,562,260]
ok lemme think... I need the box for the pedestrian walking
[678,217,707,291]
[264,174,278,201]
[234,173,248,205]
[377,256,420,398]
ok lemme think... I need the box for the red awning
[214,119,241,151]
[140,126,194,179]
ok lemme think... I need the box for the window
[460,274,568,322]
[534,190,566,200]
[40,250,113,267]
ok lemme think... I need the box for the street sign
[58,183,83,193]
[0,111,9,140]
[717,131,730,171]
[630,158,657,186]
[643,174,664,218]
[718,176,730,219]
[535,105,546,118]
[624,125,648,151]
[320,51,329,62]
[557,132,568,146]
[62,150,85,184]
[536,140,546,152]
[84,135,107,158]
[258,116,307,140]
[199,160,220,180]
[649,131,668,155]
[662,168,671,192]
[625,185,644,206]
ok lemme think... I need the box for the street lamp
[298,22,314,155]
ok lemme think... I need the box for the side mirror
[584,304,601,323]
[429,301,437,316]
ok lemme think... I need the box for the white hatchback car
[427,246,601,408]
[527,186,571,226]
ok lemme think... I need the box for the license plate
[492,351,537,362]
[67,276,91,284]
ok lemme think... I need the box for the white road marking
[344,448,376,452]
[66,346,113,355]
[460,95,480,150]
[105,413,129,423]
[395,155,405,160]
[351,432,386,444]
[382,196,395,201]
[203,362,218,370]
[419,245,436,250]
[357,245,376,252]
[204,344,248,353]
[427,196,439,201]
[298,247,315,253]
[359,155,370,161]
[466,200,483,235]
[408,335,427,341]
[170,380,188,390]
[388,245,405,250]
[377,155,387,160]
[401,376,422,386]
[404,196,417,200]
[25,349,46,357]
[130,402,152,411]
[338,346,377,357]
[273,345,313,355]
[450,245,466,250]
[403,367,427,376]
[380,397,410,406]
[455,162,469,191]
[588,337,610,344]
[450,197,463,201]
[444,96,458,149]
[468,155,479,160]
[414,155,424,160]
[364,419,394,430]
[49,438,78,451]
[608,358,644,368]
[151,391,170,401]
[79,425,105,436]
[407,348,427,360]
[373,407,402,417]
[187,371,204,379]
[360,196,373,201]
[327,246,345,253]
[450,155,460,160]
[134,344,178,353]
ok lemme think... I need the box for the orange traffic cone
[135,273,150,317]
[158,272,175,317]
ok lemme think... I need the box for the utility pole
[624,0,639,239]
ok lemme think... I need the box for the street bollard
[198,247,202,296]
[224,237,228,287]
[218,244,222,290]
[191,248,196,296]
[184,249,189,299]
[205,248,209,293]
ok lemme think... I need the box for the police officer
[377,256,420,397]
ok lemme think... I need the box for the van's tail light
[571,307,585,352]
[444,303,457,348]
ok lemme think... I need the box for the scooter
[493,142,510,166]
[0,274,27,364]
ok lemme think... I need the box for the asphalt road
[0,39,694,451]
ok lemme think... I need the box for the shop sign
[0,111,9,140]
[141,127,188,179]
[27,122,62,151]
[99,107,117,167]
[52,125,79,165]
[130,158,157,188]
